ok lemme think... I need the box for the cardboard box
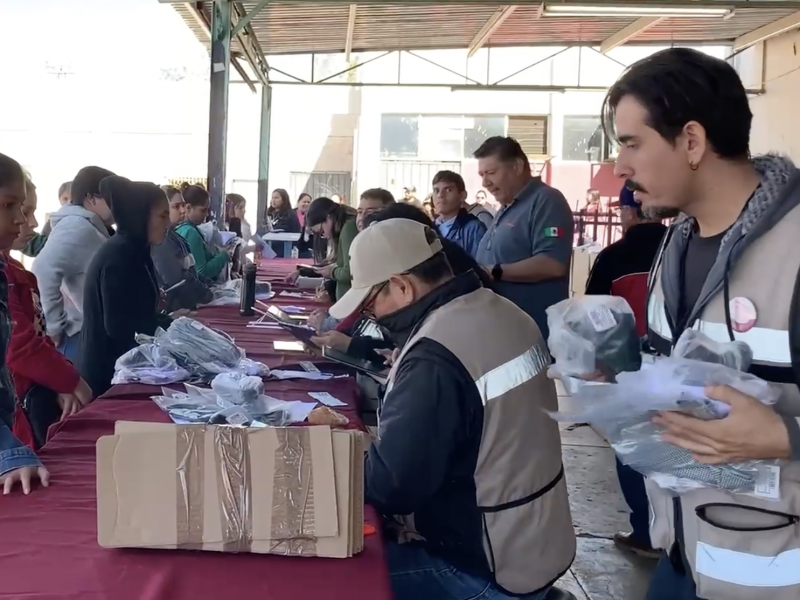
[97,422,364,558]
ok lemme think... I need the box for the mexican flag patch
[543,226,563,238]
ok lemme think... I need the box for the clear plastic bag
[155,317,269,378]
[549,357,780,495]
[112,318,269,384]
[152,385,292,427]
[111,344,191,385]
[211,373,265,405]
[546,295,641,381]
[205,279,273,307]
[672,329,753,372]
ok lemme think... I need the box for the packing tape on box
[175,425,253,552]
[269,428,318,556]
[174,425,317,554]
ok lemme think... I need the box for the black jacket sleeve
[366,339,474,516]
[584,249,615,295]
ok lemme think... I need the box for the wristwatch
[492,264,503,281]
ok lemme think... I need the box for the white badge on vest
[184,254,196,269]
[729,297,757,333]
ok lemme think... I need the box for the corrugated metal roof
[173,2,800,55]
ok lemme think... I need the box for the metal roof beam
[231,55,257,92]
[734,10,800,52]
[345,4,358,62]
[232,2,270,87]
[468,5,517,58]
[600,17,664,54]
[231,0,269,37]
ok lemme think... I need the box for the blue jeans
[615,458,652,546]
[646,556,700,600]
[58,332,80,364]
[386,541,551,600]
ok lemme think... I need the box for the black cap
[71,166,115,207]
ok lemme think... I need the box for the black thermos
[239,263,257,317]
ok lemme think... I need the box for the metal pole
[207,0,231,223]
[256,84,272,229]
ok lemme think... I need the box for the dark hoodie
[78,177,171,398]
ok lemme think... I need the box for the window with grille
[507,115,549,157]
[562,116,616,162]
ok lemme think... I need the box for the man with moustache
[605,47,800,600]
[474,137,574,340]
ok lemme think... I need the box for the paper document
[286,400,318,423]
[271,369,335,381]
[308,392,347,408]
[219,231,238,246]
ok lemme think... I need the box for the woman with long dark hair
[266,188,301,233]
[152,186,213,312]
[78,177,173,397]
[266,188,301,258]
[305,197,358,302]
[175,185,229,280]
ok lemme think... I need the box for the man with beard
[605,47,800,600]
[328,218,576,600]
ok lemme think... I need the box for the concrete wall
[735,32,800,161]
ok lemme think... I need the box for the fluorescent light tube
[542,4,731,18]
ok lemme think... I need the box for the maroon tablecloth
[0,259,393,600]
[196,258,328,368]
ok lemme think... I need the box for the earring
[689,161,699,171]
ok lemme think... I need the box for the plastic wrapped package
[152,385,292,427]
[155,317,269,378]
[672,329,753,372]
[111,343,191,385]
[211,373,265,404]
[205,279,273,307]
[549,357,781,495]
[546,296,641,384]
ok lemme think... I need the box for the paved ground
[554,383,656,600]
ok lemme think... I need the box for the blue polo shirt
[476,178,574,340]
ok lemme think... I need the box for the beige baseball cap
[328,218,443,320]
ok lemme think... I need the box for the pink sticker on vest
[729,297,757,333]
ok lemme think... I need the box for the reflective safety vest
[385,287,576,595]
[645,202,800,600]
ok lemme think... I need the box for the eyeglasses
[362,281,389,319]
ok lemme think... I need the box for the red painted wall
[547,162,623,211]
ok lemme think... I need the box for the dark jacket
[267,207,301,233]
[79,233,171,397]
[152,228,214,312]
[436,209,487,258]
[585,222,667,337]
[367,273,488,577]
